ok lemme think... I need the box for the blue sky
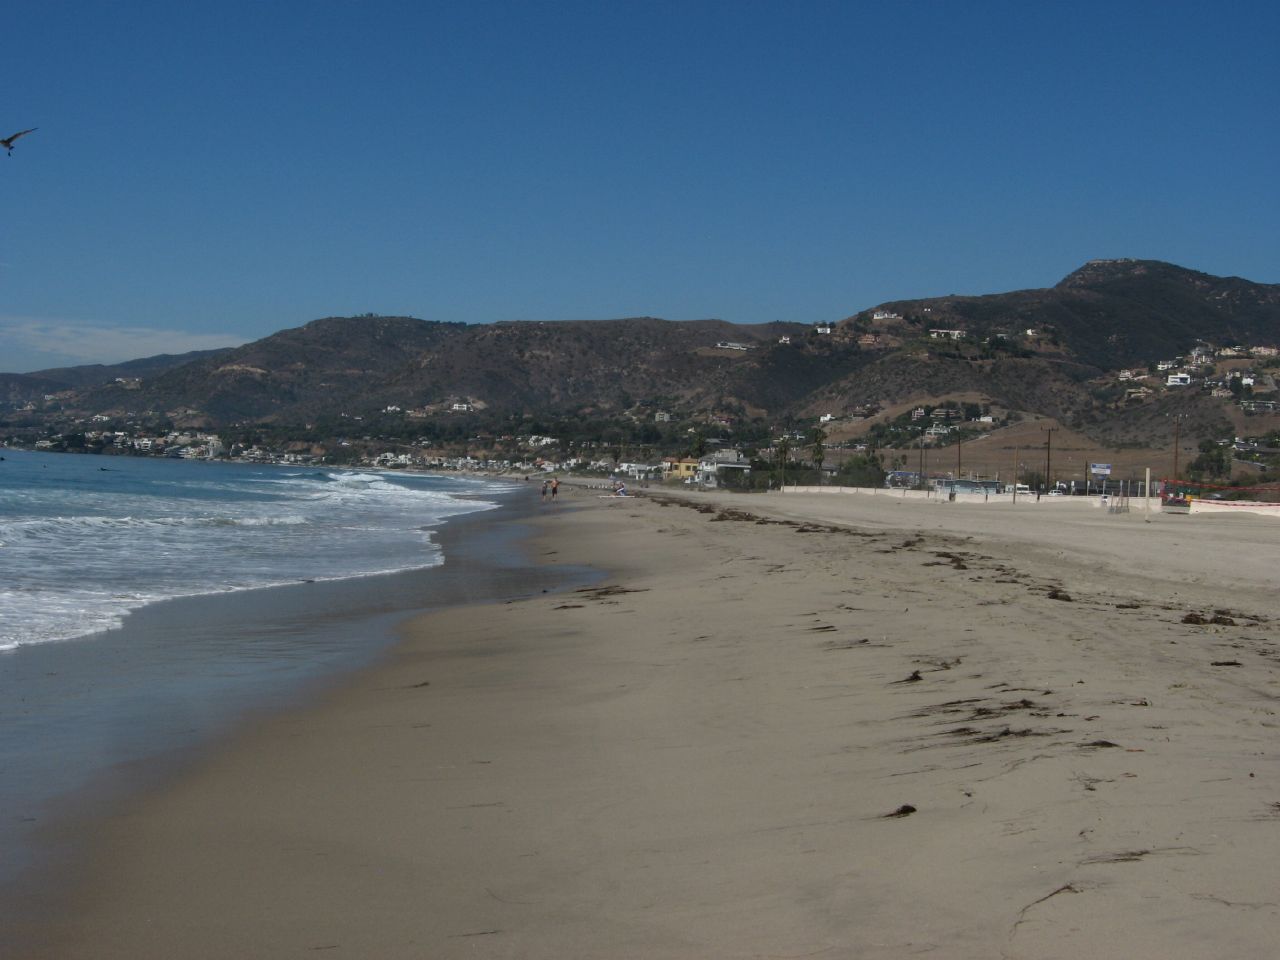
[3,0,1277,372]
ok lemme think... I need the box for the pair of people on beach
[541,478,559,502]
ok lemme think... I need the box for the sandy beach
[12,483,1280,959]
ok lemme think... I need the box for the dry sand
[13,484,1280,959]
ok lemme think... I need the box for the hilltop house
[929,329,965,340]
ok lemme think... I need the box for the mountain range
[5,260,1279,445]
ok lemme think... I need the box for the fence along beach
[11,481,1280,959]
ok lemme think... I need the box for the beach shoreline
[11,483,1279,958]
[1,480,588,953]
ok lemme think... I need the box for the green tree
[1188,439,1231,479]
[836,452,885,487]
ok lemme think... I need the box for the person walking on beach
[550,477,559,502]
[541,479,549,502]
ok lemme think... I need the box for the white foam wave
[0,461,512,651]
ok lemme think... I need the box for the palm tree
[810,426,827,485]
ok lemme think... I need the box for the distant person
[541,479,549,501]
[550,477,559,501]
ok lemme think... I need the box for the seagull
[2,128,36,155]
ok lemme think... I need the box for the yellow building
[663,457,700,480]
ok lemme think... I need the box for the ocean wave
[0,552,451,652]
[0,458,512,651]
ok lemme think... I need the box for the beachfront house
[618,461,663,480]
[663,457,700,481]
[696,450,751,488]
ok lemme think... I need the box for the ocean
[0,450,576,896]
[0,450,515,651]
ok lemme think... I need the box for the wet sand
[13,484,1280,959]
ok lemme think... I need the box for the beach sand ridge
[16,484,1279,959]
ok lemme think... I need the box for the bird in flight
[2,128,37,155]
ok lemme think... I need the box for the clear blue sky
[4,0,1278,372]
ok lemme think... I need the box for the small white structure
[1167,373,1191,387]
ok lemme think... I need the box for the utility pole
[918,432,925,490]
[1012,444,1019,502]
[956,432,962,481]
[1172,415,1182,481]
[1044,427,1055,492]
